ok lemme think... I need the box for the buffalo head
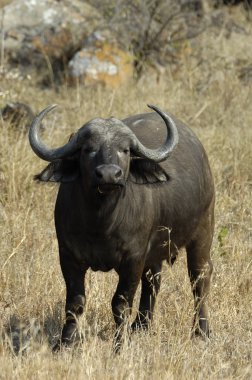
[29,105,178,196]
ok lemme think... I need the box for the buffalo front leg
[186,224,213,338]
[55,251,87,350]
[112,259,144,352]
[131,262,162,331]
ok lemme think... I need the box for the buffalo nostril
[95,165,123,182]
[115,168,123,178]
[95,168,103,179]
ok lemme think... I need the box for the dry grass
[0,6,252,380]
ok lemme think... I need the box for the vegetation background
[0,1,251,379]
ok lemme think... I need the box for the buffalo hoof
[112,338,122,354]
[131,319,149,332]
[112,325,131,354]
[53,323,83,352]
[52,340,63,353]
[192,319,210,340]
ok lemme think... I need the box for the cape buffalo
[29,104,215,351]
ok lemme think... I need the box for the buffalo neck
[80,181,131,233]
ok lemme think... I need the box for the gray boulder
[1,0,101,75]
[68,31,134,87]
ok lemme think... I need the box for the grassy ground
[0,5,252,380]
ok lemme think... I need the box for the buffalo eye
[122,148,130,154]
[83,147,97,158]
[89,151,96,158]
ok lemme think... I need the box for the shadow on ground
[2,303,111,355]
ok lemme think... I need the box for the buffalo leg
[55,251,87,350]
[186,221,213,338]
[111,260,144,352]
[131,262,162,331]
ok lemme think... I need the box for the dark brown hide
[31,107,214,351]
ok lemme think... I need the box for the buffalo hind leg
[112,258,144,353]
[54,251,87,351]
[186,220,213,338]
[131,262,162,331]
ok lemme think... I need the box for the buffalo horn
[130,104,179,162]
[29,104,178,163]
[29,105,80,161]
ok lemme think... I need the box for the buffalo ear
[34,157,79,183]
[129,158,169,184]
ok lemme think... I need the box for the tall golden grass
[0,6,252,379]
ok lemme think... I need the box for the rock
[214,0,252,8]
[0,102,35,130]
[1,0,101,77]
[0,201,7,222]
[180,0,203,14]
[68,31,134,87]
[5,317,43,355]
[238,65,252,85]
